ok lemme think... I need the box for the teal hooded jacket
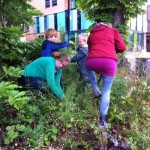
[24,57,63,99]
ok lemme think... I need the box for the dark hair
[51,52,70,63]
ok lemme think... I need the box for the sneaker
[99,115,111,128]
[99,121,111,129]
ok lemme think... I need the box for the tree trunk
[113,10,125,27]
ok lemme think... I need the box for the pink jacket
[87,25,126,61]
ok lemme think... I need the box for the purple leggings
[85,58,117,77]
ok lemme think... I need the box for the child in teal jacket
[18,52,70,99]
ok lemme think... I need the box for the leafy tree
[76,0,147,27]
[0,0,42,29]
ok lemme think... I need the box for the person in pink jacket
[85,22,126,127]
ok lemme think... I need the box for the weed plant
[109,68,150,150]
[1,63,150,149]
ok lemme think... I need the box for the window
[77,10,81,30]
[44,15,48,30]
[128,33,134,51]
[147,5,150,21]
[71,0,76,9]
[45,0,50,8]
[54,13,57,30]
[146,34,150,52]
[36,17,40,33]
[52,0,57,6]
[137,33,144,52]
[65,10,69,32]
[24,26,29,32]
[34,17,40,33]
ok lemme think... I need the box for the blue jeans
[86,68,101,95]
[100,75,115,116]
[18,76,47,92]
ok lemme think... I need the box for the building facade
[125,0,150,76]
[25,0,92,41]
[26,0,150,52]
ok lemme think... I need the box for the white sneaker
[99,121,111,129]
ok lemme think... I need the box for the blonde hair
[78,33,88,42]
[104,22,112,27]
[45,28,58,39]
[51,52,70,63]
[96,22,112,28]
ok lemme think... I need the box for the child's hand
[55,32,61,43]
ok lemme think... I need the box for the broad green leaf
[16,124,25,131]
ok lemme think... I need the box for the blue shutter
[70,9,77,31]
[57,12,66,32]
[34,17,37,33]
[47,14,55,29]
[81,12,93,30]
[44,15,48,30]
[39,16,44,33]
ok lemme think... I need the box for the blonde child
[71,33,101,98]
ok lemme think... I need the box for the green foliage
[0,26,42,68]
[0,63,150,149]
[0,62,96,148]
[109,70,150,149]
[1,66,23,79]
[0,0,42,28]
[0,66,29,111]
[4,125,19,144]
[76,0,147,27]
[75,0,147,51]
[116,24,130,44]
[0,81,29,110]
[109,75,128,122]
[124,81,150,149]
